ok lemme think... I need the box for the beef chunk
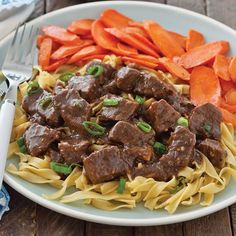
[68,75,102,102]
[58,137,91,164]
[133,126,196,181]
[116,67,141,91]
[198,138,226,168]
[30,113,45,125]
[54,88,91,132]
[98,94,139,122]
[189,103,222,140]
[22,89,43,115]
[24,123,60,156]
[145,99,181,133]
[108,121,155,146]
[103,80,120,94]
[83,146,126,184]
[48,148,64,163]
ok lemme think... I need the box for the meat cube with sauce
[145,99,181,133]
[198,138,226,168]
[24,123,60,156]
[189,103,222,140]
[83,146,126,184]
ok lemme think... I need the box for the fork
[0,24,37,187]
[0,88,6,101]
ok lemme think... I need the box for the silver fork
[0,88,6,101]
[0,24,37,187]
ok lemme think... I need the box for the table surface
[1,0,236,235]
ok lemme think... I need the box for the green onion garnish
[39,97,52,109]
[74,99,84,109]
[59,72,74,82]
[117,178,126,194]
[177,117,189,127]
[50,162,73,175]
[137,121,152,133]
[103,98,119,107]
[82,121,106,136]
[87,65,104,77]
[135,95,145,104]
[203,123,211,133]
[170,176,187,194]
[27,81,40,96]
[16,137,27,154]
[153,142,167,155]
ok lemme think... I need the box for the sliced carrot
[68,45,108,64]
[122,56,158,69]
[117,42,138,55]
[190,66,221,106]
[144,21,185,58]
[37,35,46,48]
[128,21,144,29]
[220,79,236,95]
[38,38,53,70]
[67,19,94,35]
[213,54,230,81]
[220,108,236,128]
[91,20,118,49]
[100,9,132,28]
[168,31,186,50]
[51,40,94,60]
[225,88,236,105]
[179,41,229,69]
[186,29,205,51]
[105,28,159,58]
[229,56,236,82]
[219,98,236,113]
[80,34,94,40]
[81,54,107,61]
[159,57,190,81]
[122,27,149,38]
[42,26,81,45]
[132,54,159,64]
[44,58,68,72]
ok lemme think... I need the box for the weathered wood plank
[86,222,133,236]
[206,0,236,30]
[184,209,232,236]
[166,0,206,14]
[29,0,45,20]
[36,205,85,236]
[229,204,236,236]
[0,185,36,236]
[135,223,183,236]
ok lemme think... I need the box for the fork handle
[0,99,15,187]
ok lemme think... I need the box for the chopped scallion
[103,98,119,107]
[50,162,72,175]
[16,137,27,154]
[153,142,167,155]
[117,178,126,194]
[39,97,52,109]
[82,121,106,136]
[203,123,211,133]
[59,72,74,82]
[135,95,145,104]
[27,81,40,96]
[177,117,189,127]
[87,65,104,77]
[137,121,152,133]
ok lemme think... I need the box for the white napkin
[0,0,35,40]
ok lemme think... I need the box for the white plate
[2,1,236,226]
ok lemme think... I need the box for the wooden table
[0,0,236,235]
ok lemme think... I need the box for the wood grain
[36,205,85,236]
[206,0,236,29]
[0,185,36,236]
[229,204,236,236]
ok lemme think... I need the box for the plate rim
[3,0,236,226]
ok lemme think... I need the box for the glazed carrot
[186,29,205,51]
[100,9,132,28]
[220,79,236,95]
[44,58,68,72]
[179,41,229,69]
[80,34,94,40]
[37,35,46,48]
[219,98,236,113]
[42,26,81,45]
[117,42,138,55]
[220,108,236,128]
[128,21,144,29]
[122,56,158,69]
[229,56,236,82]
[68,45,108,64]
[105,28,159,57]
[190,66,221,106]
[91,20,118,49]
[213,54,230,81]
[82,54,107,61]
[38,38,53,70]
[159,57,190,81]
[225,88,236,105]
[168,31,186,50]
[67,19,94,35]
[122,27,149,38]
[132,54,159,64]
[51,40,94,60]
[144,21,185,58]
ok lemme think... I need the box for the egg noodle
[6,55,236,214]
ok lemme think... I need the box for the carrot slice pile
[38,38,53,70]
[186,29,205,51]
[213,54,230,81]
[67,19,94,35]
[229,56,236,82]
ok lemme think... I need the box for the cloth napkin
[0,0,36,220]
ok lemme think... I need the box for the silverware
[0,88,6,101]
[0,24,37,187]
